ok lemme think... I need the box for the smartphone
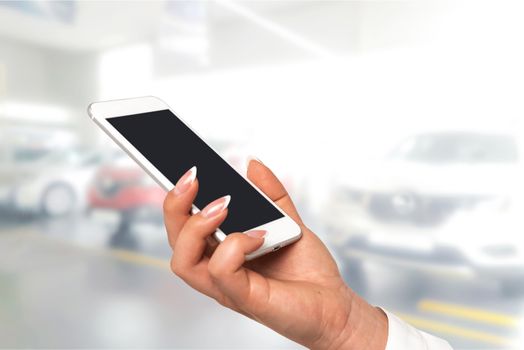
[87,96,301,260]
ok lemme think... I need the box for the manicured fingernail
[247,155,263,167]
[245,230,266,238]
[202,195,231,218]
[174,166,197,195]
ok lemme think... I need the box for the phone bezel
[88,96,301,260]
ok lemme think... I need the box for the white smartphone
[87,96,301,260]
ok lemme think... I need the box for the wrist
[340,294,388,350]
[316,286,388,350]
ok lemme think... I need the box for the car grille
[367,193,487,226]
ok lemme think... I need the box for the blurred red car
[88,157,165,221]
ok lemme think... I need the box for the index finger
[163,167,199,248]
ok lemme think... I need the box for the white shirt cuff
[382,309,453,350]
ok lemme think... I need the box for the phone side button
[272,245,282,252]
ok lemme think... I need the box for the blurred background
[1,0,524,348]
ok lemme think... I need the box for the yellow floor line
[397,313,513,346]
[109,249,170,270]
[418,299,519,327]
[18,230,172,271]
[16,229,519,346]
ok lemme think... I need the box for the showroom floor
[0,215,297,349]
[0,212,522,349]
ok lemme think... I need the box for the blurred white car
[323,131,524,294]
[0,148,106,217]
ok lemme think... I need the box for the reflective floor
[1,210,523,349]
[0,212,299,349]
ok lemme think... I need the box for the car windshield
[12,148,51,163]
[389,133,519,163]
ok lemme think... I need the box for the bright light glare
[98,43,153,99]
[215,0,335,59]
[0,101,70,123]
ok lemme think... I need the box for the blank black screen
[107,109,283,234]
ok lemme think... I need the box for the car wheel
[132,205,163,223]
[41,183,76,217]
[109,209,138,249]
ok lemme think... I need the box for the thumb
[247,157,303,224]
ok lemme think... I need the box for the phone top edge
[87,96,168,121]
[87,102,95,119]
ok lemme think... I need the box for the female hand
[163,159,388,349]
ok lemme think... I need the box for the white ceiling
[0,1,301,52]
